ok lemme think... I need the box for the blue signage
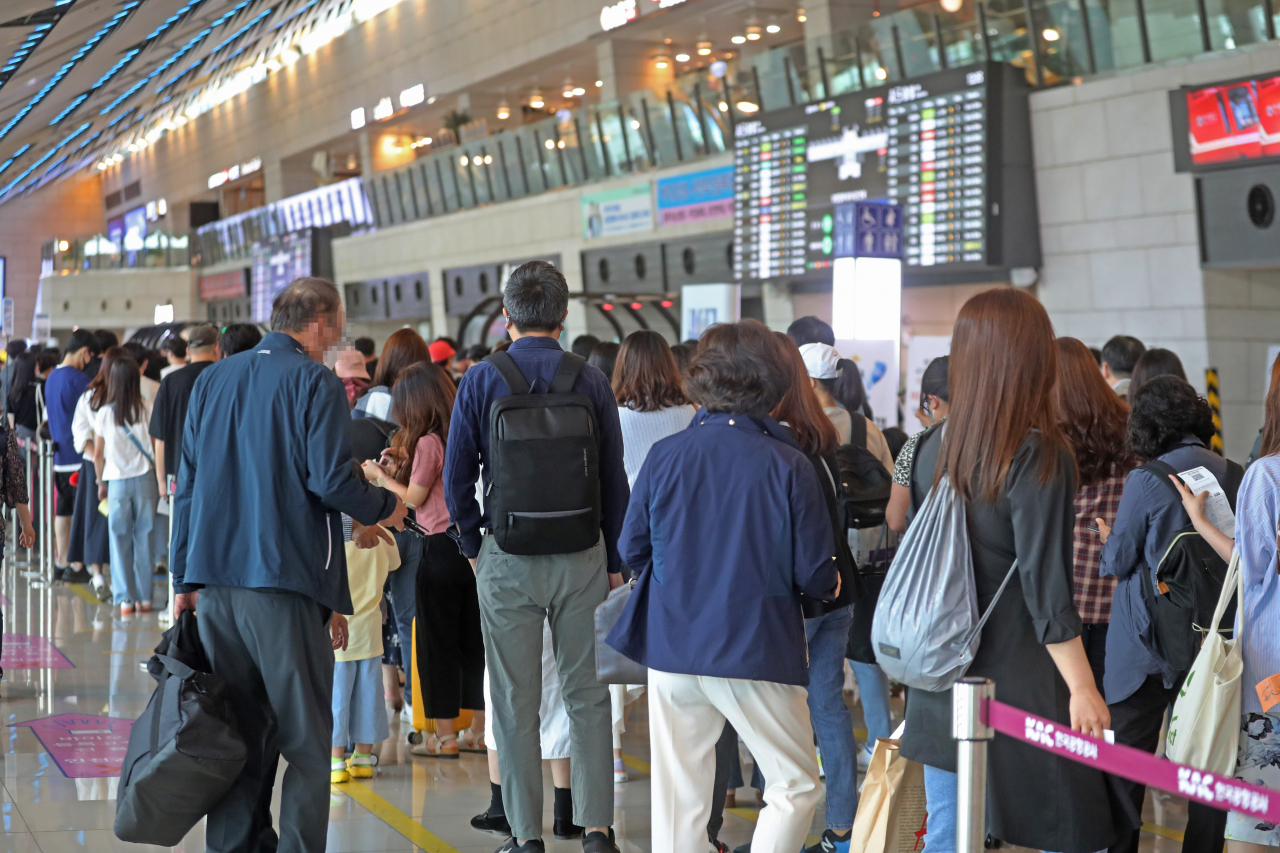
[835,201,904,259]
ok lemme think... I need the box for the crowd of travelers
[9,265,1275,853]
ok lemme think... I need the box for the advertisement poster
[835,339,899,431]
[656,166,734,226]
[681,284,740,341]
[905,335,951,432]
[1185,75,1280,165]
[581,184,653,239]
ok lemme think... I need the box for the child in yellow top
[331,519,400,783]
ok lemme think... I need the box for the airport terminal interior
[0,0,1277,849]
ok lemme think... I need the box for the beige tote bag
[1165,549,1243,776]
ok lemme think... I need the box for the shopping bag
[849,738,929,853]
[1165,549,1244,776]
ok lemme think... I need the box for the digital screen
[732,63,1028,282]
[123,207,147,252]
[250,230,314,322]
[106,216,125,248]
[1183,76,1280,166]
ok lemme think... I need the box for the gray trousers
[476,534,614,840]
[197,585,335,853]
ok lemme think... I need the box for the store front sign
[600,0,636,30]
[208,156,262,189]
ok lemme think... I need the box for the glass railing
[42,229,190,272]
[179,0,1278,265]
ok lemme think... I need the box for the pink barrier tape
[986,699,1278,821]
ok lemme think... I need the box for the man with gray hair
[445,260,627,853]
[171,278,407,853]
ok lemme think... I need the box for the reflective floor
[0,561,1195,853]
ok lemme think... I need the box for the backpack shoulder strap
[1223,459,1245,511]
[1139,459,1183,503]
[849,412,868,449]
[484,351,531,396]
[550,352,587,395]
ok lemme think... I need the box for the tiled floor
[0,565,1196,853]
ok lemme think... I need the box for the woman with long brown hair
[901,289,1117,853]
[1052,337,1135,689]
[352,328,431,423]
[769,334,861,853]
[362,362,485,756]
[69,346,127,599]
[612,330,695,488]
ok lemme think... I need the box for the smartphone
[1086,525,1100,533]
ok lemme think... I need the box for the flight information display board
[733,62,1038,283]
[250,230,315,323]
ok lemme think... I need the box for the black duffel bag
[115,611,247,846]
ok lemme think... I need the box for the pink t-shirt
[409,433,451,535]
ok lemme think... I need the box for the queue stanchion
[12,438,33,568]
[953,677,994,853]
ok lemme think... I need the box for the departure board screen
[733,62,1038,283]
[250,229,314,322]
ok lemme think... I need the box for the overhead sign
[600,0,636,30]
[208,156,261,189]
[582,184,653,239]
[198,268,249,301]
[838,201,904,258]
[656,166,734,225]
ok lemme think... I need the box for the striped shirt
[617,404,697,488]
[1237,455,1280,715]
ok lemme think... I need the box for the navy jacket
[444,335,628,573]
[1099,437,1228,703]
[606,410,839,685]
[170,332,397,613]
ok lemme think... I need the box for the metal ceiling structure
[0,0,405,206]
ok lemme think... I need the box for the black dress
[902,429,1123,853]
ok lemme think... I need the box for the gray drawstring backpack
[871,469,1018,692]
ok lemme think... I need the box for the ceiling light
[697,39,712,55]
[350,107,366,129]
[544,138,555,149]
[529,89,544,109]
[111,153,122,162]
[127,142,139,152]
[875,67,888,79]
[718,101,728,111]
[767,22,781,33]
[472,155,483,165]
[459,155,468,165]
[557,139,565,149]
[562,79,575,98]
[940,0,962,9]
[497,99,510,120]
[735,100,759,112]
[174,115,188,126]
[654,52,670,69]
[281,48,300,64]
[797,6,807,21]
[483,154,493,164]
[746,17,762,39]
[400,83,425,107]
[97,162,107,170]
[426,95,437,104]
[373,97,393,120]
[572,86,586,96]
[630,119,641,129]
[731,35,746,44]
[1042,27,1060,40]
[676,53,690,61]
[423,137,432,144]
[595,79,603,87]
[265,59,282,71]
[58,240,69,252]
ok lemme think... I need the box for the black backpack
[835,413,893,530]
[1138,457,1244,672]
[485,350,601,555]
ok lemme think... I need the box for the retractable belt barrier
[953,677,1276,853]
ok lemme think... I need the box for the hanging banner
[656,166,734,226]
[582,184,653,239]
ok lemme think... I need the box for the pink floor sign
[11,714,133,778]
[2,634,74,669]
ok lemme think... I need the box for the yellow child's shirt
[336,534,400,663]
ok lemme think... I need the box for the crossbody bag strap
[962,560,1020,648]
[122,424,155,469]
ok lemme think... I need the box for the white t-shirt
[141,376,160,406]
[160,364,184,380]
[71,391,95,462]
[94,403,154,481]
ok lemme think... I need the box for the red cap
[428,340,456,363]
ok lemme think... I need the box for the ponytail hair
[817,359,867,414]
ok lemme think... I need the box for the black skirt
[68,458,109,566]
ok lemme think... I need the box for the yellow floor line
[1143,822,1185,842]
[621,753,650,774]
[334,779,459,853]
[67,583,103,605]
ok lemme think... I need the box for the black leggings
[414,531,485,719]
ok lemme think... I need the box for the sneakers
[554,818,584,840]
[64,567,91,584]
[581,829,618,853]
[90,574,108,601]
[816,744,825,779]
[138,601,153,613]
[400,703,414,724]
[803,830,852,853]
[471,811,511,835]
[710,841,730,853]
[52,565,70,582]
[348,753,375,778]
[496,839,545,853]
[120,602,135,616]
[330,759,350,784]
[613,758,628,784]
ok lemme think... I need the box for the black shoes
[471,811,511,835]
[554,818,584,840]
[496,839,544,853]
[581,829,619,853]
[64,567,91,585]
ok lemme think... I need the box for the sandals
[457,727,487,753]
[411,732,459,759]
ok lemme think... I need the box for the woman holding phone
[362,362,486,757]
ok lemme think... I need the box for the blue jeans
[390,529,421,705]
[851,661,894,746]
[923,765,957,853]
[107,474,157,605]
[805,606,859,831]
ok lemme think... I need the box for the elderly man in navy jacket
[171,277,407,853]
